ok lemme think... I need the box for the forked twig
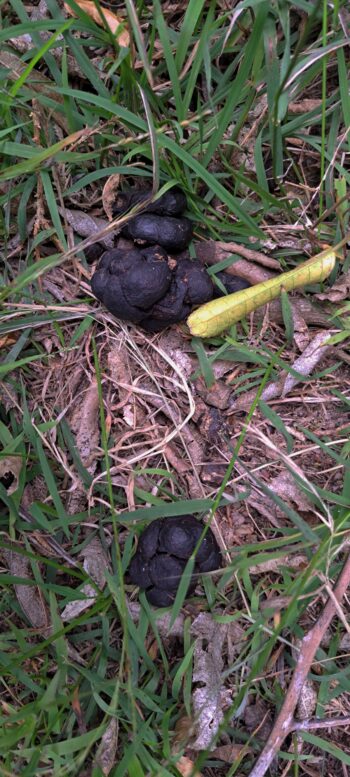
[248,552,350,777]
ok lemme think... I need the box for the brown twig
[292,715,350,732]
[195,241,276,278]
[248,552,350,777]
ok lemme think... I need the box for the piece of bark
[317,268,350,303]
[61,537,109,621]
[94,718,119,776]
[265,297,329,328]
[195,239,280,270]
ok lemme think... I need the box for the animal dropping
[128,516,221,607]
[91,184,250,330]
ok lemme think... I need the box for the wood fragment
[195,238,280,270]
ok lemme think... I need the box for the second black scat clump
[128,515,222,607]
[113,186,187,217]
[121,213,193,252]
[91,247,213,331]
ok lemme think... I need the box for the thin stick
[248,553,350,777]
[292,715,350,732]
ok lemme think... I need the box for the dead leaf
[191,613,226,750]
[72,686,87,734]
[246,550,308,575]
[0,382,18,412]
[244,700,272,740]
[108,344,137,429]
[127,600,185,638]
[64,1,129,47]
[158,331,195,380]
[60,207,113,247]
[70,380,100,468]
[175,756,202,777]
[289,302,310,351]
[163,444,189,475]
[212,744,250,762]
[0,455,22,494]
[172,716,196,750]
[147,638,159,661]
[67,379,100,514]
[0,51,68,133]
[4,548,50,631]
[61,537,110,621]
[95,717,119,775]
[102,174,121,221]
[317,269,350,303]
[288,99,322,113]
[269,471,312,513]
[196,381,232,410]
[82,536,110,588]
[0,334,18,350]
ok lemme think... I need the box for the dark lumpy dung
[91,247,213,331]
[128,515,221,607]
[91,244,172,323]
[113,186,187,217]
[121,214,193,252]
[115,186,192,252]
[91,184,251,330]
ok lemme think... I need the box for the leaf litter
[61,536,110,621]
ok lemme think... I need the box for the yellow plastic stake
[187,249,336,339]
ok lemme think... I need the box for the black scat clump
[91,244,172,323]
[139,257,213,332]
[213,271,251,296]
[176,258,214,305]
[91,247,215,331]
[128,516,221,607]
[113,187,187,217]
[121,214,193,252]
[84,242,105,264]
